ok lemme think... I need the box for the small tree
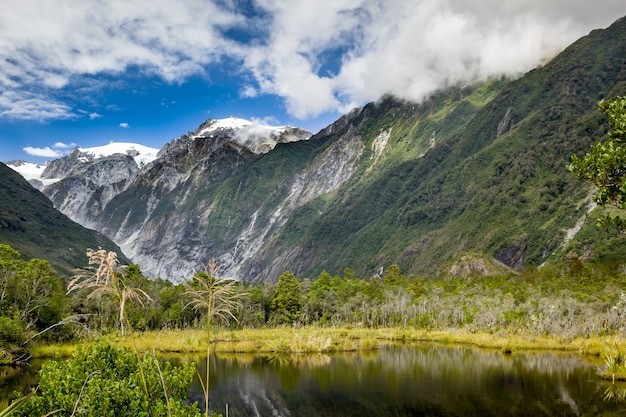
[269,271,302,325]
[67,248,151,336]
[570,96,626,232]
[382,264,407,287]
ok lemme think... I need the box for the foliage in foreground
[15,342,201,417]
[0,244,68,361]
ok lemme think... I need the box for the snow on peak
[192,117,311,154]
[78,141,159,166]
[6,160,50,184]
[6,142,160,189]
[206,117,256,131]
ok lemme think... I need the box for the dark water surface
[3,344,626,416]
[191,345,625,417]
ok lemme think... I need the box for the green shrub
[17,342,202,417]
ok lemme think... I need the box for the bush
[17,342,202,417]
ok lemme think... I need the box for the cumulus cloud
[0,0,242,88]
[0,0,624,122]
[119,122,130,128]
[244,0,625,117]
[23,146,64,158]
[23,141,77,158]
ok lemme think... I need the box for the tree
[304,271,341,325]
[570,96,626,232]
[67,248,151,336]
[0,244,20,307]
[238,282,273,327]
[14,259,67,340]
[269,271,302,325]
[382,264,407,287]
[0,245,70,360]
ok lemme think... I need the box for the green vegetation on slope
[265,16,626,279]
[0,163,126,277]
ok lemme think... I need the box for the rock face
[34,118,321,282]
[44,153,140,228]
[92,117,365,282]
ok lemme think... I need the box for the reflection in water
[2,345,624,416]
[0,360,42,407]
[192,345,620,417]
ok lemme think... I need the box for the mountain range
[5,16,626,282]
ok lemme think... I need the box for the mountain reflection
[188,344,620,417]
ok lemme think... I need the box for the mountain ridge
[6,16,626,282]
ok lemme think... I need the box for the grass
[28,327,626,388]
[30,327,626,359]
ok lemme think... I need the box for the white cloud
[242,0,625,118]
[89,112,102,120]
[23,146,63,158]
[0,0,242,88]
[0,0,624,122]
[0,91,76,122]
[119,122,130,128]
[240,85,258,98]
[53,142,77,149]
[251,116,281,126]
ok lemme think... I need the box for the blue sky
[0,0,624,163]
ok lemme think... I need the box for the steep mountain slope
[264,16,626,280]
[17,17,626,282]
[31,119,313,281]
[0,162,126,276]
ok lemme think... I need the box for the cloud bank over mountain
[1,0,623,123]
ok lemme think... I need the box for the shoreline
[31,327,621,358]
[28,327,626,381]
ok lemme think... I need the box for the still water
[190,345,624,417]
[3,344,626,416]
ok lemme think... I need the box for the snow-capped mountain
[6,117,315,281]
[189,117,312,154]
[6,141,159,190]
[76,142,159,166]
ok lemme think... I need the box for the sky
[0,0,624,164]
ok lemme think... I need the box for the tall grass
[31,327,626,358]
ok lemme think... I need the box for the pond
[3,344,625,416]
[190,344,624,416]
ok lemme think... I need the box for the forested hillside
[259,16,626,280]
[0,163,126,276]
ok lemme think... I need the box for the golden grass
[30,342,84,359]
[29,327,626,359]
